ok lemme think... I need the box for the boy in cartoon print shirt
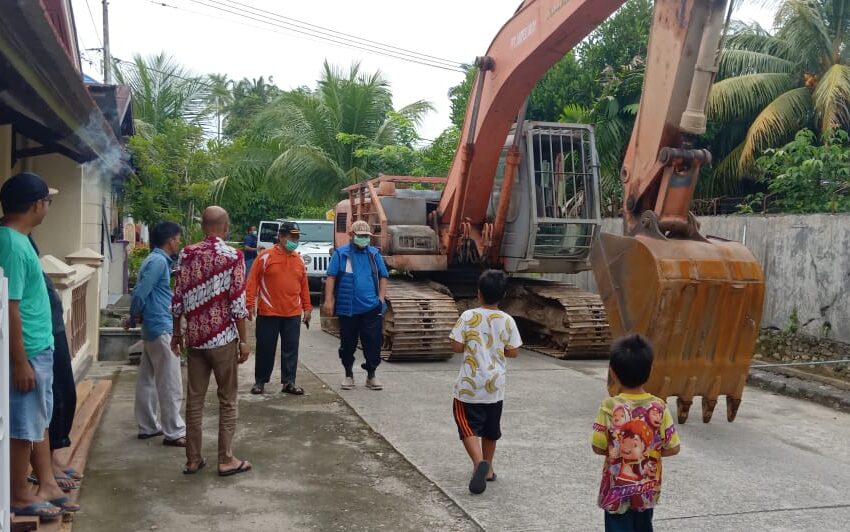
[591,335,680,530]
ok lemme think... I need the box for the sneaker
[341,376,355,390]
[365,376,383,390]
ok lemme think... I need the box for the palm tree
[709,0,850,186]
[114,52,211,134]
[253,61,433,204]
[206,73,234,139]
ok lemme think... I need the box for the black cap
[279,221,301,235]
[0,172,58,206]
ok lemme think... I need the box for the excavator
[322,0,765,423]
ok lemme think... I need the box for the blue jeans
[10,348,54,441]
[604,509,654,532]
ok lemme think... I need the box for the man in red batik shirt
[172,206,253,477]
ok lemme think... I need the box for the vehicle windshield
[298,222,333,243]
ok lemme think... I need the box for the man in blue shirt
[323,220,389,390]
[243,225,258,275]
[127,221,187,446]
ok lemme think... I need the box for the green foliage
[448,67,476,129]
[253,61,434,205]
[127,246,151,287]
[710,1,850,182]
[752,128,850,213]
[115,53,210,133]
[527,0,652,122]
[223,77,283,138]
[420,126,460,176]
[788,306,800,334]
[124,119,212,232]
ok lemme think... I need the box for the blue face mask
[353,236,370,248]
[284,240,299,252]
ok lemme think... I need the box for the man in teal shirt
[1,173,77,519]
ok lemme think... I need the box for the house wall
[27,153,84,260]
[548,214,850,344]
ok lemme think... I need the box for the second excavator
[322,0,765,423]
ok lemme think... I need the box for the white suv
[257,219,334,293]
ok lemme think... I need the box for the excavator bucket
[590,231,765,423]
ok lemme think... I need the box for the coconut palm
[206,73,234,139]
[709,0,850,186]
[254,61,433,204]
[114,52,210,134]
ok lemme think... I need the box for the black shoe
[469,461,489,495]
[250,383,264,395]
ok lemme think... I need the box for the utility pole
[102,0,112,83]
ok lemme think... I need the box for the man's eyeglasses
[40,197,52,206]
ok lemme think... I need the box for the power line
[181,0,467,72]
[84,0,103,47]
[142,0,466,73]
[212,0,464,68]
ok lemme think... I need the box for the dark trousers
[604,509,654,532]
[49,330,76,450]
[255,315,301,385]
[338,305,383,375]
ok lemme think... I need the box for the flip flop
[63,467,84,480]
[163,437,187,447]
[218,460,252,477]
[10,501,63,520]
[183,458,207,475]
[27,475,79,491]
[49,496,80,513]
[469,461,489,495]
[487,473,498,482]
[138,430,164,440]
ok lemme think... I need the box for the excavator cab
[493,121,602,275]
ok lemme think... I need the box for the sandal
[218,460,252,477]
[28,475,79,492]
[281,383,304,395]
[487,473,498,482]
[63,467,84,481]
[163,437,187,447]
[183,457,207,475]
[49,496,80,513]
[11,501,63,520]
[250,383,264,395]
[138,430,164,440]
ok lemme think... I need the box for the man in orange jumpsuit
[246,222,312,395]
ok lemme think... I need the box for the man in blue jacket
[322,220,388,390]
[127,221,187,446]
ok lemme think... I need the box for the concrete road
[74,362,476,531]
[301,322,850,531]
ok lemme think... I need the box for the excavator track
[500,280,611,359]
[382,280,459,361]
[320,280,459,362]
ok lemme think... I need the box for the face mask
[284,240,299,252]
[353,236,370,248]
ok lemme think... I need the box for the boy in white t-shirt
[449,269,522,495]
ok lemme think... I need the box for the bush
[750,129,850,213]
[128,246,151,288]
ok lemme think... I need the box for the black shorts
[452,399,502,440]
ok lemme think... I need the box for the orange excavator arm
[437,0,627,261]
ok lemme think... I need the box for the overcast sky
[71,0,774,141]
